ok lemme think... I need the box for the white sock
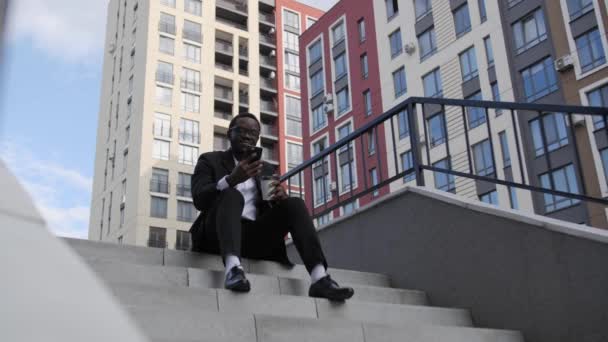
[310,264,327,284]
[225,254,242,275]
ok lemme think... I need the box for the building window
[338,123,355,191]
[337,87,350,114]
[370,168,379,196]
[307,17,317,29]
[484,36,494,67]
[177,172,192,197]
[153,112,171,138]
[499,131,511,167]
[287,143,303,186]
[286,96,302,137]
[428,112,446,147]
[283,9,300,31]
[453,3,471,38]
[285,51,300,74]
[151,168,169,193]
[181,67,201,92]
[159,13,176,35]
[150,196,168,218]
[398,109,409,139]
[181,92,200,113]
[175,230,191,250]
[566,0,594,20]
[530,112,569,157]
[491,82,502,116]
[177,200,197,222]
[183,20,202,43]
[285,73,301,91]
[368,128,376,154]
[512,9,547,54]
[473,139,495,176]
[521,57,558,102]
[153,140,170,160]
[156,61,173,84]
[385,0,399,19]
[185,0,201,16]
[156,86,172,106]
[466,92,486,129]
[433,158,455,193]
[308,40,322,64]
[148,227,167,248]
[360,53,369,79]
[358,19,366,42]
[159,36,175,55]
[587,85,608,130]
[389,29,403,58]
[312,105,326,132]
[334,53,347,79]
[479,190,498,205]
[576,28,606,73]
[342,201,357,215]
[332,21,345,45]
[415,0,432,20]
[284,31,299,52]
[401,151,416,183]
[540,164,580,212]
[601,149,608,185]
[183,43,201,63]
[310,70,324,96]
[313,138,331,205]
[418,27,437,61]
[179,118,200,144]
[509,187,519,209]
[179,145,198,165]
[363,90,372,116]
[161,0,175,7]
[459,46,478,82]
[213,133,230,151]
[423,68,443,97]
[479,0,487,22]
[393,67,407,98]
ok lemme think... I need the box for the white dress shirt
[216,157,259,221]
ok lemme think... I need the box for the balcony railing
[175,241,191,251]
[155,71,174,84]
[177,215,196,223]
[239,93,248,105]
[176,184,192,197]
[259,11,275,24]
[260,77,276,91]
[262,150,278,162]
[183,29,202,43]
[259,34,276,46]
[181,80,202,92]
[158,21,176,35]
[215,40,233,54]
[280,96,608,221]
[148,239,168,248]
[261,124,277,137]
[215,62,233,72]
[215,111,232,120]
[259,55,276,67]
[239,46,248,57]
[150,180,169,194]
[216,0,248,14]
[214,86,233,101]
[260,100,277,114]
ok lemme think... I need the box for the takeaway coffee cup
[261,175,278,201]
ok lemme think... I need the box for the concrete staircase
[64,238,524,342]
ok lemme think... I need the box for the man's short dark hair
[228,112,261,130]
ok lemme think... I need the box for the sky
[0,0,335,239]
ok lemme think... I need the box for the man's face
[229,117,260,154]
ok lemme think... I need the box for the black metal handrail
[280,96,608,220]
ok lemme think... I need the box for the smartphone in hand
[250,147,263,162]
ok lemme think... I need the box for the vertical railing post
[408,101,425,186]
[566,112,588,197]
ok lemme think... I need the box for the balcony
[216,0,248,14]
[158,21,176,35]
[214,86,233,102]
[261,123,278,140]
[214,110,232,120]
[259,34,276,47]
[155,71,174,84]
[180,80,201,92]
[216,0,248,30]
[150,180,169,194]
[183,29,202,43]
[260,77,277,93]
[262,149,278,164]
[147,239,168,248]
[215,61,233,72]
[215,39,233,56]
[259,11,275,26]
[176,184,192,198]
[239,46,248,58]
[259,55,277,70]
[239,92,248,106]
[260,100,277,115]
[175,240,191,251]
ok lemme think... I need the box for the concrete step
[65,238,390,287]
[105,281,469,327]
[91,259,426,305]
[256,315,524,342]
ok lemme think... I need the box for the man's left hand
[269,181,288,201]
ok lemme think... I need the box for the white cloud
[7,0,109,62]
[0,141,92,239]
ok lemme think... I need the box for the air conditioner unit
[329,182,337,192]
[404,42,416,55]
[269,49,276,57]
[571,114,586,127]
[269,71,276,79]
[324,102,334,115]
[324,94,334,104]
[268,27,276,35]
[555,54,574,72]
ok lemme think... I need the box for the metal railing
[158,21,176,35]
[183,29,202,43]
[150,180,169,194]
[259,11,275,24]
[259,34,276,46]
[147,239,168,248]
[175,241,191,251]
[280,96,608,220]
[216,0,248,14]
[155,71,174,84]
[180,80,201,92]
[261,124,277,137]
[176,184,192,197]
[214,86,233,101]
[260,77,276,90]
[259,55,276,67]
[215,111,232,120]
[261,100,277,113]
[215,40,233,54]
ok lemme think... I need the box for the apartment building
[88,0,323,248]
[300,0,608,228]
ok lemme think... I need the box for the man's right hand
[226,155,263,187]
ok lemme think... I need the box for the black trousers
[206,187,327,273]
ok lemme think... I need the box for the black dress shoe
[308,275,354,301]
[225,266,250,292]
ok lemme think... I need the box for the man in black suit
[190,113,354,301]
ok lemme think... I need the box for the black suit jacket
[189,149,290,264]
